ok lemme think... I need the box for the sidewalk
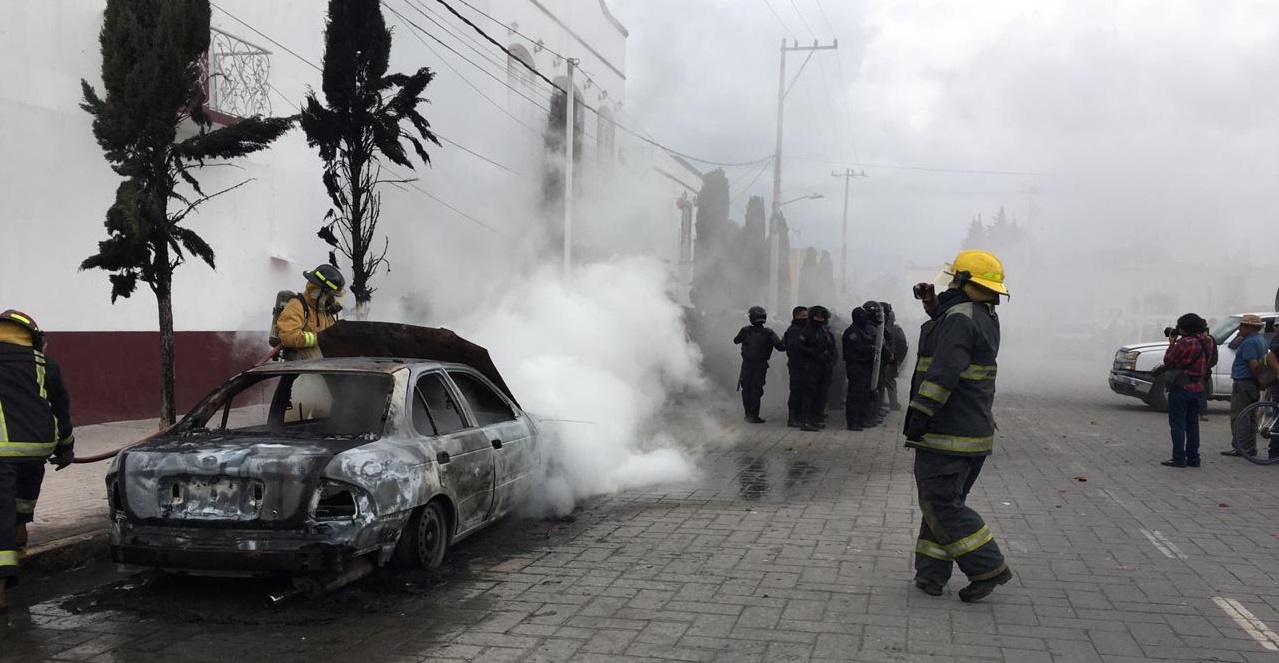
[22,417,160,554]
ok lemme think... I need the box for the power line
[219,12,502,232]
[797,156,1046,176]
[450,0,569,62]
[430,0,776,169]
[812,0,861,164]
[730,158,775,205]
[787,0,817,38]
[761,0,796,38]
[209,2,321,73]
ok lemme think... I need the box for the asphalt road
[6,352,1279,662]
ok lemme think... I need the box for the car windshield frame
[180,369,395,440]
[1211,316,1241,345]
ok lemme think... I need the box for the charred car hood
[117,435,370,528]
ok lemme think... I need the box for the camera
[1164,326,1178,337]
[913,283,934,300]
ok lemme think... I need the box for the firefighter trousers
[913,450,1007,584]
[1,461,45,585]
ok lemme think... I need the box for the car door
[446,369,533,518]
[410,372,494,535]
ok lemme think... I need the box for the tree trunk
[155,245,177,428]
[349,151,368,308]
[354,300,370,321]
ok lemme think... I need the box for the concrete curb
[19,530,110,578]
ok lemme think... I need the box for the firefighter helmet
[0,309,46,351]
[947,249,1008,296]
[304,264,346,294]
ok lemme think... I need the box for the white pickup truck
[1108,312,1277,410]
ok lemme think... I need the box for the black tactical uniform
[796,306,835,431]
[842,307,877,430]
[783,308,808,426]
[884,305,909,411]
[733,307,784,423]
[904,288,1007,599]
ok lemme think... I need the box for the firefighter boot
[16,523,27,548]
[958,567,1013,603]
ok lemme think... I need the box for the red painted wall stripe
[43,331,264,426]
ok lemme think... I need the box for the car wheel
[1145,373,1168,412]
[394,501,449,570]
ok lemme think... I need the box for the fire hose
[71,345,284,464]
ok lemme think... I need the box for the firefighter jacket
[276,284,336,360]
[734,324,784,363]
[0,330,74,461]
[906,290,1000,456]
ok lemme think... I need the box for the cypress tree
[80,0,294,425]
[300,0,440,318]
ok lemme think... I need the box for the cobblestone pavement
[6,367,1279,662]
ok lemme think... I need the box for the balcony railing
[202,27,273,122]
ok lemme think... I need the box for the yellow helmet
[947,249,1008,296]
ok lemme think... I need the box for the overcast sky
[610,0,1279,281]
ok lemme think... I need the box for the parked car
[1109,312,1278,410]
[106,356,543,577]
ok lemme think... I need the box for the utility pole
[563,58,579,277]
[832,168,867,303]
[769,38,838,314]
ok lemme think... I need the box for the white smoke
[455,258,712,516]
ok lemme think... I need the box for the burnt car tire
[394,501,449,570]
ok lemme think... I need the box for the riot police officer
[843,306,878,430]
[733,306,784,423]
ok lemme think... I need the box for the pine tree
[300,0,439,318]
[962,214,985,249]
[80,0,293,425]
[690,169,731,312]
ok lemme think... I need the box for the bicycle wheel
[1231,400,1279,465]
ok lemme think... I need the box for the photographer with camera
[1161,314,1212,467]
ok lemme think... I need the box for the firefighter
[275,264,346,360]
[733,306,785,423]
[0,310,74,614]
[905,250,1013,602]
[784,307,808,427]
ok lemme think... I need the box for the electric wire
[811,0,861,164]
[730,158,775,205]
[761,0,797,38]
[787,0,817,38]
[430,0,775,168]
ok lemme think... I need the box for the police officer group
[732,249,1014,602]
[733,300,906,432]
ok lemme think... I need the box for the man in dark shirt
[733,307,785,423]
[1161,313,1212,467]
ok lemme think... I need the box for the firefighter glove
[49,445,74,471]
[903,409,929,442]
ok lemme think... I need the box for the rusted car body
[106,357,542,576]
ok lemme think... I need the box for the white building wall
[0,0,633,332]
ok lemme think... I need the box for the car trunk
[117,436,366,529]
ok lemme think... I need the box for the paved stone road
[5,359,1279,662]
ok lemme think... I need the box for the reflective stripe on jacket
[0,342,74,460]
[275,284,336,360]
[906,293,1000,456]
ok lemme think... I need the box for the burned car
[107,324,542,580]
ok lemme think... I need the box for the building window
[506,44,537,126]
[597,105,616,163]
[201,27,273,125]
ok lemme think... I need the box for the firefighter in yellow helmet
[0,309,74,615]
[904,249,1012,602]
[273,264,346,361]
